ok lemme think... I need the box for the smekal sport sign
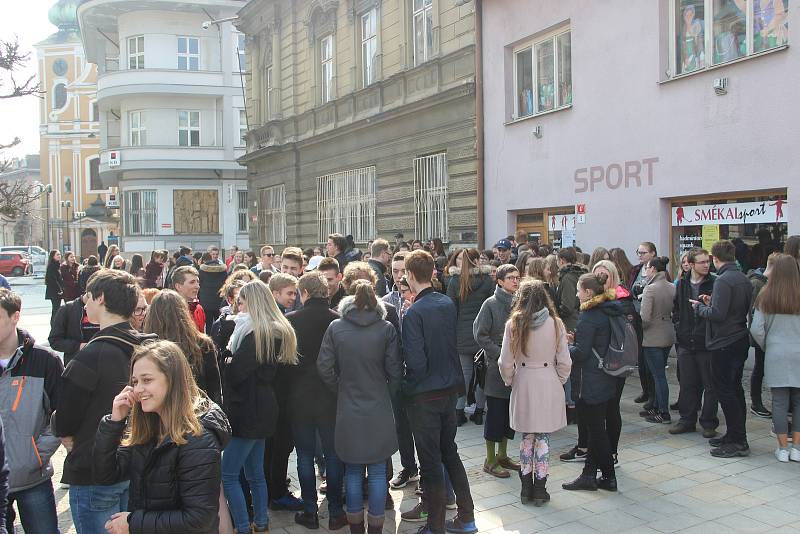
[672,200,788,227]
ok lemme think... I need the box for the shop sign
[672,200,788,226]
[678,234,701,254]
[548,214,577,231]
[576,204,586,224]
[108,151,121,168]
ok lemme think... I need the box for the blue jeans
[7,479,60,534]
[68,481,129,534]
[644,346,670,414]
[223,438,268,533]
[293,421,343,517]
[345,461,387,517]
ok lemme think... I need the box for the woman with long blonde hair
[222,280,297,534]
[499,280,571,506]
[95,340,231,534]
[145,289,222,405]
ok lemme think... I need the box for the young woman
[131,293,148,332]
[103,244,120,268]
[128,253,145,278]
[446,247,494,425]
[228,250,245,274]
[514,251,536,277]
[45,249,64,322]
[78,255,102,295]
[526,257,558,304]
[473,264,521,479]
[640,256,676,424]
[94,340,231,534]
[222,280,298,534]
[500,280,571,505]
[589,247,610,271]
[143,250,168,289]
[60,251,80,301]
[318,280,402,534]
[562,272,620,492]
[245,250,258,269]
[112,254,128,271]
[750,254,800,463]
[145,289,222,405]
[608,248,633,290]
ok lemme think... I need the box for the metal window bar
[258,185,286,245]
[238,190,249,233]
[316,167,376,243]
[414,153,448,241]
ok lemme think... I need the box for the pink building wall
[481,0,798,257]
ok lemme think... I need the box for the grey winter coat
[472,285,514,398]
[750,310,800,388]
[318,296,403,465]
[641,271,676,348]
[446,265,494,356]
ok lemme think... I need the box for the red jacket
[188,300,206,332]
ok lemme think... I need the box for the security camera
[202,20,212,30]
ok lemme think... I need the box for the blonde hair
[239,280,298,365]
[591,260,621,289]
[342,261,377,289]
[268,273,298,293]
[124,340,204,447]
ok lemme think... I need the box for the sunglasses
[263,253,275,257]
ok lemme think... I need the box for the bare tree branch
[0,180,46,218]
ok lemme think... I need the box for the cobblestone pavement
[14,290,799,533]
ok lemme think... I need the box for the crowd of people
[0,230,794,533]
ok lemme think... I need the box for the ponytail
[578,271,608,296]
[352,279,378,311]
[648,256,670,272]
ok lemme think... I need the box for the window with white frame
[128,36,144,69]
[125,190,157,236]
[670,0,788,76]
[236,33,246,71]
[317,167,376,243]
[177,37,200,71]
[258,185,286,245]
[129,111,146,146]
[320,35,334,103]
[178,111,200,147]
[413,0,434,66]
[361,9,378,87]
[413,153,448,241]
[265,66,275,119]
[90,101,99,122]
[513,30,571,119]
[239,109,248,146]
[237,190,249,233]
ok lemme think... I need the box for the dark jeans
[264,408,293,501]
[407,393,474,534]
[711,337,750,444]
[391,393,417,473]
[7,479,59,534]
[293,419,343,517]
[204,308,220,335]
[643,347,670,414]
[750,346,766,405]
[578,399,614,479]
[577,379,624,454]
[677,347,719,429]
[50,298,61,326]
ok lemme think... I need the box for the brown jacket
[641,271,676,347]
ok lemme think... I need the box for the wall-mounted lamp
[532,125,543,139]
[713,77,728,95]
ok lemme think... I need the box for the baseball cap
[495,239,512,250]
[305,255,325,271]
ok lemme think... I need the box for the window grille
[317,167,376,243]
[414,153,448,241]
[258,185,286,245]
[238,190,249,233]
[126,190,157,236]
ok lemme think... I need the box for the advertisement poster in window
[701,224,720,251]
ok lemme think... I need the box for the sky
[0,1,59,161]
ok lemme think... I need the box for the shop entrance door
[516,206,575,248]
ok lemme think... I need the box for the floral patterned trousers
[520,433,550,479]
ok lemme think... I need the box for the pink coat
[499,315,572,433]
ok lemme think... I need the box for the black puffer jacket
[446,265,494,355]
[569,290,621,405]
[93,402,231,534]
[198,261,228,315]
[673,271,716,351]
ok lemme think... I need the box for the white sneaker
[775,448,790,463]
[790,448,800,462]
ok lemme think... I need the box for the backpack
[592,313,639,377]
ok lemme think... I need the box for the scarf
[227,312,253,354]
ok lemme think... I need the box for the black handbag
[472,349,487,390]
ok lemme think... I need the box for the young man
[48,292,100,365]
[367,239,391,297]
[286,272,346,531]
[493,239,515,266]
[281,247,305,311]
[326,233,349,271]
[747,255,773,418]
[269,273,299,314]
[0,289,63,533]
[402,250,476,534]
[53,270,155,533]
[694,240,753,458]
[199,247,229,332]
[317,257,346,309]
[172,265,206,331]
[252,245,278,275]
[383,252,410,326]
[670,248,719,438]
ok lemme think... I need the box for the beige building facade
[238,0,478,249]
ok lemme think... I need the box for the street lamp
[34,182,53,251]
[60,200,72,253]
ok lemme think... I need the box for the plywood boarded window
[174,190,219,234]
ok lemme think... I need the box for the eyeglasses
[133,307,147,316]
[503,276,521,281]
[635,250,649,256]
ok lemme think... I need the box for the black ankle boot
[562,474,598,491]
[470,408,484,425]
[456,409,467,426]
[532,476,550,506]
[518,470,534,504]
[597,475,618,492]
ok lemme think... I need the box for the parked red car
[0,252,32,276]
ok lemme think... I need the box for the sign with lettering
[574,158,659,193]
[672,200,788,226]
[701,225,720,251]
[108,151,121,168]
[548,214,577,232]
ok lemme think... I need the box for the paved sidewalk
[32,364,797,534]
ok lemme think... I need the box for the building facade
[482,0,796,269]
[36,0,119,258]
[78,0,249,254]
[237,0,477,250]
[0,156,44,247]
